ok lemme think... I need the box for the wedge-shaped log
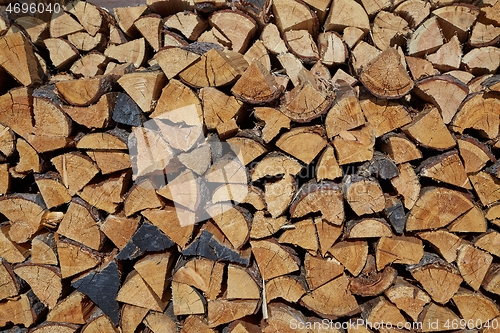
[290,180,344,225]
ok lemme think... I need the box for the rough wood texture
[1,0,500,331]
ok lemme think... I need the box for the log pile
[0,0,500,332]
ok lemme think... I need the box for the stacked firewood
[0,0,500,331]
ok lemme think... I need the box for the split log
[87,151,131,175]
[123,178,163,217]
[70,53,107,78]
[151,78,203,123]
[333,126,375,165]
[470,22,500,47]
[346,218,392,238]
[406,187,473,231]
[155,47,200,80]
[226,264,260,300]
[380,133,422,164]
[244,40,271,71]
[56,238,102,278]
[82,314,118,333]
[469,172,500,206]
[343,175,385,216]
[231,61,283,104]
[426,35,462,71]
[457,136,494,173]
[360,296,408,329]
[284,30,319,63]
[172,281,205,315]
[142,206,194,249]
[181,316,211,333]
[0,224,30,264]
[453,289,499,326]
[207,299,258,328]
[405,56,439,80]
[265,174,296,218]
[456,243,493,291]
[67,32,106,52]
[451,92,500,140]
[325,86,365,138]
[117,70,166,112]
[419,303,460,332]
[99,214,139,251]
[71,260,121,325]
[114,6,148,37]
[447,205,487,233]
[433,4,479,41]
[250,211,287,239]
[279,70,333,122]
[13,264,62,309]
[66,0,104,36]
[372,11,411,51]
[250,239,300,280]
[0,291,45,327]
[55,76,115,107]
[413,75,468,124]
[350,254,397,297]
[0,32,42,86]
[182,229,250,266]
[206,205,251,249]
[359,92,411,137]
[265,275,306,304]
[78,170,130,214]
[289,181,344,225]
[375,235,424,270]
[418,150,471,189]
[209,10,257,53]
[57,198,103,250]
[260,23,288,54]
[0,194,46,243]
[15,138,42,174]
[179,48,248,87]
[300,273,360,319]
[316,144,342,181]
[279,218,318,253]
[474,230,500,257]
[0,259,21,300]
[409,253,463,304]
[324,0,369,33]
[462,46,500,75]
[104,38,147,68]
[116,222,175,261]
[276,126,327,164]
[134,15,162,51]
[407,17,444,56]
[402,107,456,150]
[272,0,317,35]
[482,264,500,295]
[172,257,224,301]
[44,38,79,70]
[143,310,178,332]
[50,153,98,196]
[385,277,430,321]
[46,291,93,324]
[329,240,368,276]
[165,11,207,41]
[359,47,414,99]
[31,233,58,265]
[418,229,462,263]
[63,93,116,129]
